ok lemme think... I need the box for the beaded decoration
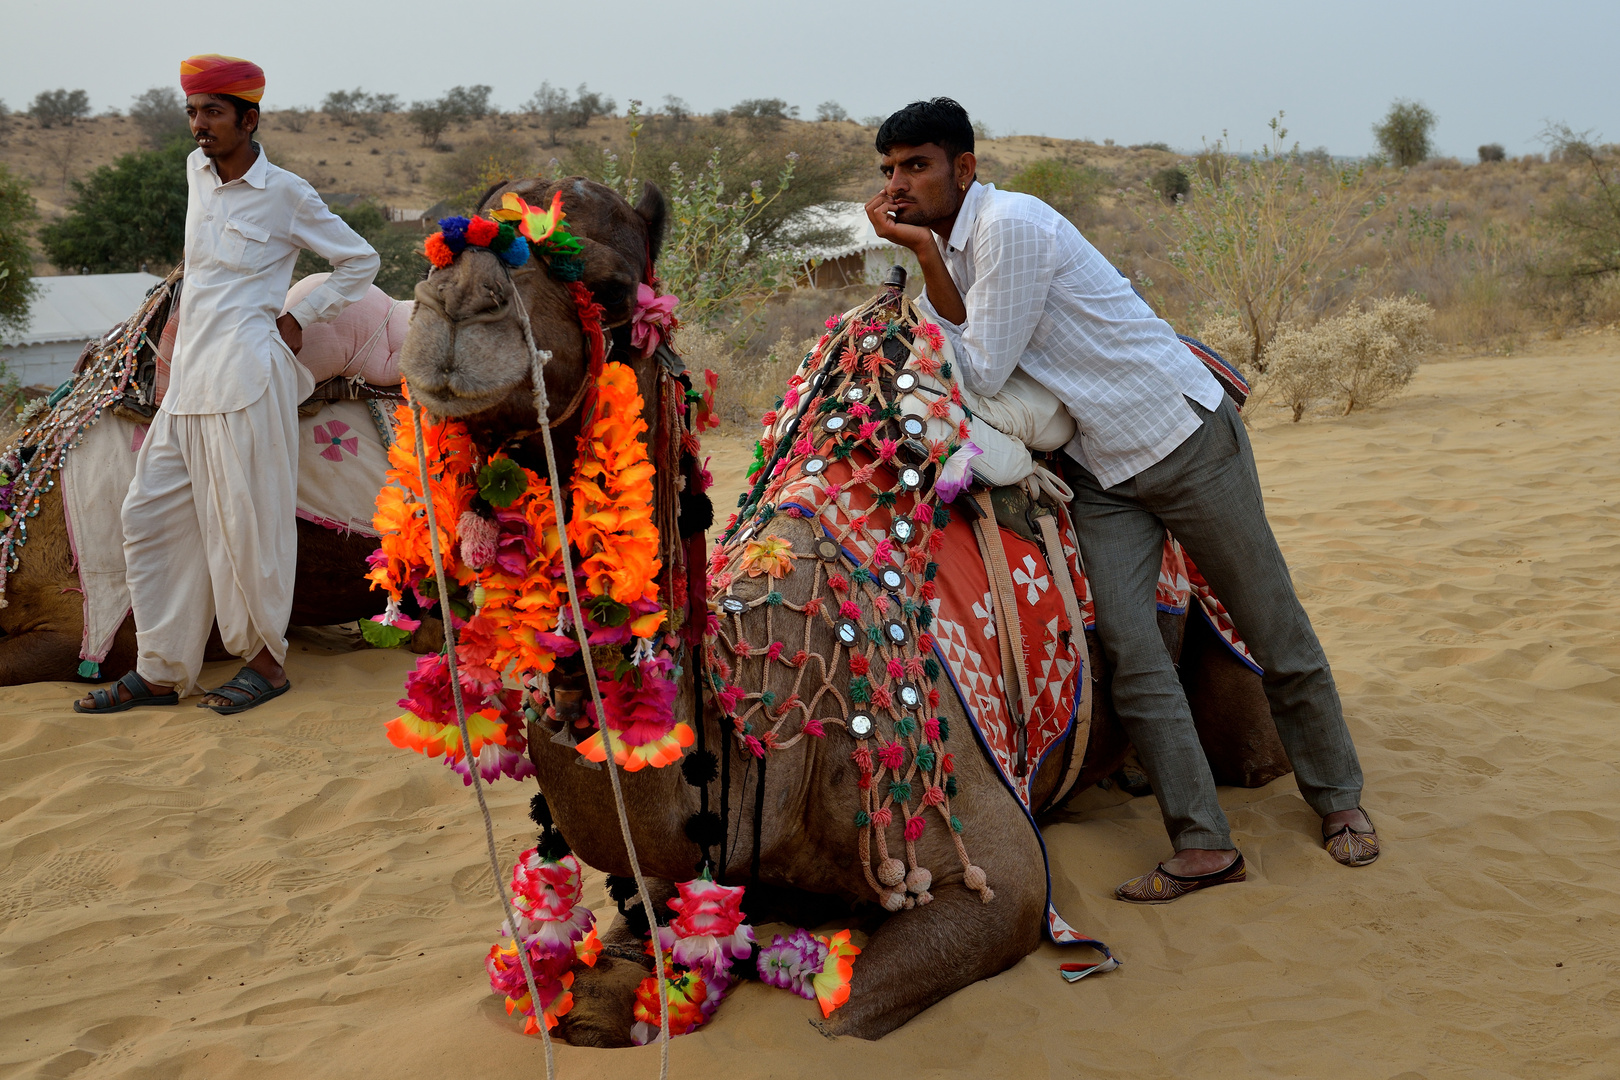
[703,285,993,912]
[0,268,177,616]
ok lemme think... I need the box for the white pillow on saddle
[153,275,411,405]
[281,273,411,387]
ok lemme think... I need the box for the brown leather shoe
[1324,807,1380,866]
[1115,852,1247,904]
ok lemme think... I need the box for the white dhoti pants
[123,355,300,693]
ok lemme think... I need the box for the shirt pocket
[219,218,272,274]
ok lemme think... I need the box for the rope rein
[509,282,674,1075]
[408,398,558,1080]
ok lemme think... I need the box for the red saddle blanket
[778,462,1258,812]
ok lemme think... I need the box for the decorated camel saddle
[705,274,1259,969]
[0,267,408,677]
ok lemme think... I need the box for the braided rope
[408,398,558,1080]
[508,276,673,1075]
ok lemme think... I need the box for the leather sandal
[1115,852,1246,904]
[200,667,290,715]
[1323,807,1380,867]
[73,670,180,714]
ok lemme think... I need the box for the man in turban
[75,55,380,715]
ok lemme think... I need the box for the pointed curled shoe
[1324,808,1380,867]
[1115,853,1247,904]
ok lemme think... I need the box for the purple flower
[932,440,982,504]
[755,928,827,1000]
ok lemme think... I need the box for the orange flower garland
[570,360,665,638]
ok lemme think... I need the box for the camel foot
[555,953,650,1047]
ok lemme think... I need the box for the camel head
[400,176,667,441]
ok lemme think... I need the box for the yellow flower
[740,535,795,579]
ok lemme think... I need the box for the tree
[1130,114,1383,365]
[443,84,494,122]
[30,88,91,128]
[1538,124,1620,282]
[816,101,848,123]
[569,84,614,128]
[430,136,537,213]
[407,99,455,147]
[661,95,690,122]
[38,141,190,273]
[731,98,794,132]
[294,201,424,300]
[0,163,39,339]
[1373,100,1436,167]
[129,87,190,148]
[1477,143,1506,163]
[322,88,370,126]
[527,82,571,144]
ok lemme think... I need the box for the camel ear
[635,181,667,270]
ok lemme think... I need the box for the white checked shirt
[167,146,378,414]
[916,181,1224,489]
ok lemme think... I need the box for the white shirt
[167,146,379,414]
[916,181,1224,489]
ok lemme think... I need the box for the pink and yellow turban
[179,54,265,103]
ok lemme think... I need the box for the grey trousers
[1066,396,1363,850]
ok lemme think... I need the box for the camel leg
[818,860,1046,1040]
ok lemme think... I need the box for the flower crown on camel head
[423,189,679,358]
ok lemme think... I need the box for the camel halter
[412,249,673,1080]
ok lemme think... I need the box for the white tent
[795,203,918,289]
[2,273,163,388]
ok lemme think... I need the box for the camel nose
[426,257,511,324]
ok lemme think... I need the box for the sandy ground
[2,338,1617,1079]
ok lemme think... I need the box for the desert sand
[2,338,1617,1079]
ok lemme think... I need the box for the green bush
[1004,159,1107,223]
[1373,100,1436,168]
[1152,164,1192,203]
[1537,125,1620,285]
[0,163,39,339]
[39,140,190,272]
[1478,143,1506,164]
[294,201,426,301]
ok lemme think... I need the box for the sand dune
[2,338,1617,1079]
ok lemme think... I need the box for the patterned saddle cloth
[776,454,1258,961]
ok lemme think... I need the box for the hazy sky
[3,0,1614,159]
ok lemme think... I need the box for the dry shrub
[1429,270,1526,347]
[676,325,812,432]
[1262,297,1433,421]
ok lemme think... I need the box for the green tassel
[894,716,916,737]
[77,659,99,679]
[938,716,950,740]
[950,815,964,833]
[765,591,783,606]
[924,657,941,681]
[889,780,912,802]
[945,775,958,797]
[850,677,871,703]
[916,746,936,771]
[854,810,871,827]
[933,505,951,528]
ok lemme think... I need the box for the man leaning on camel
[864,98,1380,902]
[75,55,378,716]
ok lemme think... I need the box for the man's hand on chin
[275,312,303,355]
[865,192,935,253]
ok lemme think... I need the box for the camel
[398,175,1290,1043]
[0,275,405,687]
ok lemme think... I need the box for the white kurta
[123,145,378,692]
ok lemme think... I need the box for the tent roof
[16,273,164,346]
[794,202,890,262]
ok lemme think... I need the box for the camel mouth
[398,303,534,419]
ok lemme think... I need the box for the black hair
[204,93,261,130]
[875,97,974,162]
